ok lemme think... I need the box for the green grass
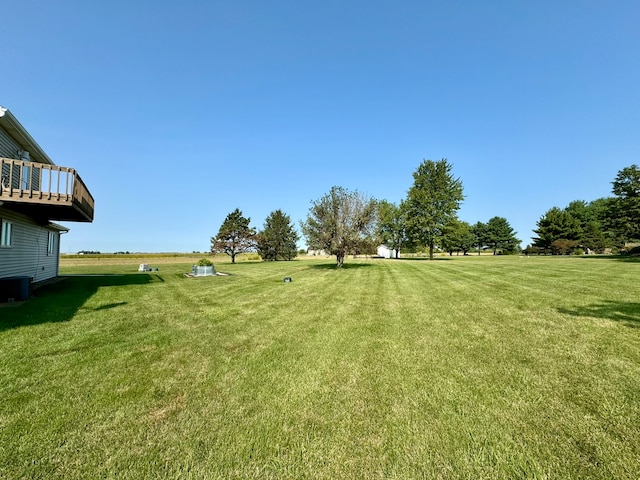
[1,256,639,479]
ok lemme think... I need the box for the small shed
[377,245,398,259]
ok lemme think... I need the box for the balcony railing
[0,157,94,222]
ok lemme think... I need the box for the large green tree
[405,159,464,260]
[301,186,377,267]
[257,209,299,261]
[211,208,256,263]
[376,200,407,259]
[565,199,609,252]
[608,164,640,243]
[532,207,582,253]
[440,218,475,256]
[471,221,488,255]
[484,216,520,255]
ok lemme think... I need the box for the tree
[608,165,640,243]
[405,159,464,260]
[211,208,256,263]
[301,186,377,267]
[257,210,299,261]
[440,218,475,255]
[484,216,520,255]
[551,238,580,255]
[532,207,582,253]
[471,221,487,255]
[564,199,610,252]
[580,220,607,253]
[376,200,407,259]
[612,164,640,198]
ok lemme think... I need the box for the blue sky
[3,1,639,252]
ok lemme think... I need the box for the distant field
[1,255,639,479]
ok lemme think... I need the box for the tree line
[211,161,639,266]
[528,165,640,255]
[211,159,520,266]
[211,208,299,263]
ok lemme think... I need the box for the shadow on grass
[0,274,159,331]
[310,262,374,270]
[558,301,640,328]
[394,257,454,261]
[577,255,640,263]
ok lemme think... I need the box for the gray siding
[0,207,61,282]
[0,127,21,159]
[1,127,20,189]
[1,126,41,190]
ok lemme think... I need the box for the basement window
[1,220,12,247]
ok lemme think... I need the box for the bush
[197,258,213,266]
[625,245,640,256]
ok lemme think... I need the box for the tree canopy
[376,200,407,259]
[532,207,582,252]
[405,159,464,259]
[301,186,377,267]
[257,210,299,261]
[211,208,256,264]
[440,218,475,256]
[484,216,520,255]
[609,164,640,243]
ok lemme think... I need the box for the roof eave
[0,106,55,165]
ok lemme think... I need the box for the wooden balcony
[0,157,94,223]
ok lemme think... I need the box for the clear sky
[3,1,639,252]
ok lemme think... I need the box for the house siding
[0,127,21,159]
[1,129,41,190]
[1,128,21,187]
[0,207,61,282]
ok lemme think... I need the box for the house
[0,106,94,296]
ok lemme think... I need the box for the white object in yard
[138,263,150,272]
[377,245,397,258]
[192,265,215,276]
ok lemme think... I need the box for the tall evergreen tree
[532,207,582,253]
[257,210,299,261]
[484,216,520,255]
[565,199,609,252]
[609,164,640,243]
[211,208,256,263]
[406,159,464,260]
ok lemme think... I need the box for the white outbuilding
[377,245,399,259]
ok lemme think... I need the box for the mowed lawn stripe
[0,256,638,479]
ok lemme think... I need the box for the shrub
[625,245,640,256]
[197,258,213,266]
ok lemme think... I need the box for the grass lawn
[1,255,639,479]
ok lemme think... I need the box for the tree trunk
[429,241,434,260]
[336,252,345,267]
[231,252,236,264]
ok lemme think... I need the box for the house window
[1,220,12,247]
[47,232,56,255]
